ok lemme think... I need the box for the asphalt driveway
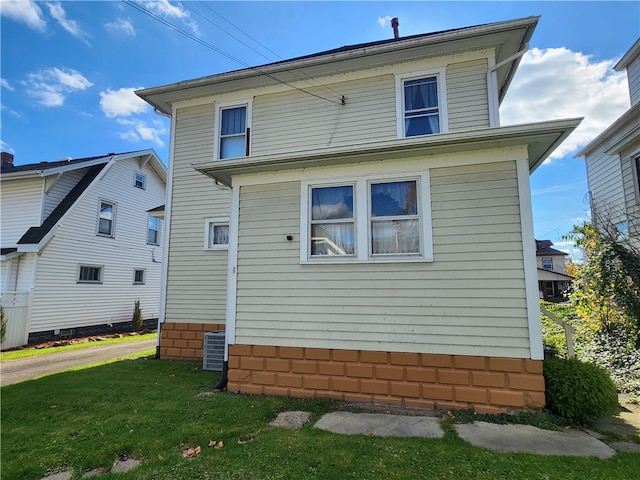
[0,338,156,386]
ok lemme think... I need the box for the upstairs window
[134,172,146,189]
[396,71,446,139]
[542,257,553,270]
[147,216,160,245]
[97,200,115,237]
[219,105,249,159]
[403,77,439,136]
[635,156,640,196]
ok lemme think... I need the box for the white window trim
[77,264,104,284]
[133,268,146,285]
[300,171,433,264]
[204,216,230,250]
[134,171,146,189]
[213,99,253,160]
[147,215,160,245]
[96,199,116,238]
[395,69,448,139]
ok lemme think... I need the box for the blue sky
[1,1,639,259]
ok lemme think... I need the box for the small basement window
[133,269,145,284]
[78,265,103,283]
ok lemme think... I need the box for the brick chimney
[1,152,14,167]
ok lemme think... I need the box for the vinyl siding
[252,74,397,156]
[28,159,166,332]
[42,169,86,220]
[233,158,530,358]
[446,58,490,131]
[165,104,230,324]
[627,56,640,106]
[586,147,626,222]
[0,177,43,245]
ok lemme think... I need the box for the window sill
[301,255,433,265]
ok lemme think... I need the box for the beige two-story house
[137,16,580,413]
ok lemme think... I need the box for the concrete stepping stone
[315,412,444,438]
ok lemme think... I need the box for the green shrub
[131,300,143,332]
[543,357,618,425]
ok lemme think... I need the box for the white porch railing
[540,305,575,358]
[1,291,32,350]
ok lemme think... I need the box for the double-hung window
[396,71,446,138]
[216,101,252,160]
[310,185,355,256]
[134,172,146,189]
[302,173,432,263]
[542,258,553,270]
[147,215,160,245]
[97,200,115,237]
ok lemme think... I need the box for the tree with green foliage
[566,221,639,340]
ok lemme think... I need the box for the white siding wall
[586,148,626,223]
[166,105,230,324]
[28,159,166,332]
[233,158,530,358]
[42,169,86,220]
[627,55,640,106]
[0,177,43,245]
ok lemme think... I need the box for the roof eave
[194,118,582,187]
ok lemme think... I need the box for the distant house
[137,16,580,413]
[0,150,166,349]
[536,240,572,302]
[578,38,640,245]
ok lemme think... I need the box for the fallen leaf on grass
[237,437,254,444]
[368,431,376,437]
[182,446,202,458]
[208,440,224,449]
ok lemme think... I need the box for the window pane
[221,107,246,135]
[405,113,439,136]
[371,181,417,217]
[147,216,159,244]
[404,77,438,110]
[212,224,229,245]
[134,270,145,283]
[311,223,354,255]
[311,186,353,220]
[220,136,246,159]
[371,219,420,254]
[98,218,112,235]
[79,266,101,282]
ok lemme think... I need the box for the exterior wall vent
[203,331,225,371]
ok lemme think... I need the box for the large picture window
[302,174,432,263]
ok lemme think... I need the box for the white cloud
[378,16,392,28]
[142,0,199,35]
[500,47,629,161]
[1,78,15,91]
[23,67,93,107]
[46,1,90,45]
[104,18,136,36]
[99,88,148,118]
[0,0,46,31]
[116,117,167,147]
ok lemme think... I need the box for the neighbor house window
[395,71,446,139]
[635,156,640,197]
[217,101,252,159]
[78,265,103,283]
[542,257,553,270]
[97,200,115,237]
[133,269,145,284]
[134,172,146,189]
[302,174,432,263]
[147,216,160,245]
[204,217,230,250]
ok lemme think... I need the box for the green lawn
[1,356,637,480]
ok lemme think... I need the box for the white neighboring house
[536,239,572,302]
[0,150,166,349]
[578,38,640,244]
